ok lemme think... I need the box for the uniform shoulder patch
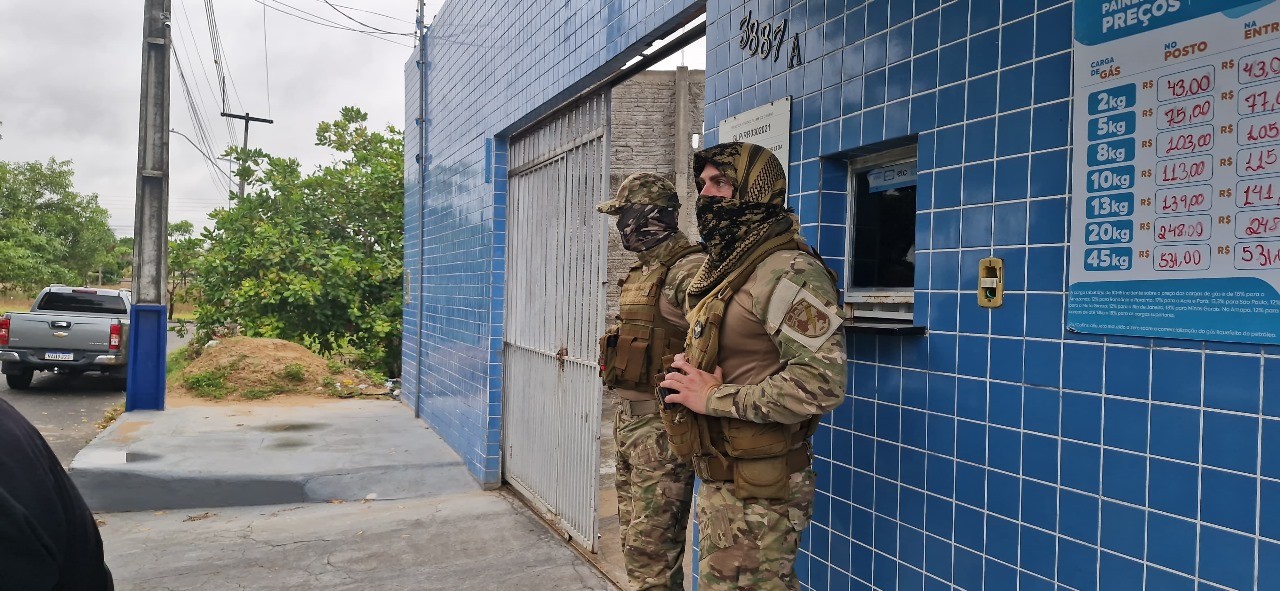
[783,297,833,338]
[772,284,842,352]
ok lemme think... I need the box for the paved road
[0,324,191,465]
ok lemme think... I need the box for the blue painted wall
[408,0,1279,588]
[406,0,701,487]
[702,1,1277,590]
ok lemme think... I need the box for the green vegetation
[279,363,307,382]
[166,346,193,377]
[182,367,232,399]
[167,221,205,320]
[191,107,403,376]
[0,158,118,292]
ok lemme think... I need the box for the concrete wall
[605,69,706,322]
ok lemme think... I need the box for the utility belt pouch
[615,323,652,386]
[598,327,620,384]
[660,405,698,459]
[722,418,791,458]
[732,455,790,500]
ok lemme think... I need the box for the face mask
[616,204,678,252]
[695,195,788,254]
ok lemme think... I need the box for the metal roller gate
[503,92,609,551]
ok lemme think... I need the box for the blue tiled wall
[701,1,1276,590]
[406,0,701,487]
[402,52,422,413]
[410,0,1279,588]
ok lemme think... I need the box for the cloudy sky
[0,1,703,236]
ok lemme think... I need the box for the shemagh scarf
[689,142,795,296]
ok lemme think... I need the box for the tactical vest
[661,233,837,499]
[599,242,703,391]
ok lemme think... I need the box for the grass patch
[183,367,232,399]
[167,346,193,378]
[242,388,273,400]
[363,368,387,385]
[279,363,307,382]
[326,359,345,374]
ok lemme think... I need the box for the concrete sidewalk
[71,398,616,590]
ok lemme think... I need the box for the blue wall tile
[414,2,1280,590]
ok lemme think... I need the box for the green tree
[192,107,404,375]
[104,236,134,285]
[167,221,204,320]
[0,159,115,293]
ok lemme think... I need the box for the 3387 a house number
[738,10,803,68]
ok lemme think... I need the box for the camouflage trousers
[695,468,816,591]
[614,406,695,591]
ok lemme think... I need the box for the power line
[203,0,247,114]
[171,40,231,197]
[245,0,413,47]
[172,45,229,189]
[323,0,406,36]
[169,129,235,183]
[312,1,413,24]
[176,0,238,146]
[262,3,273,118]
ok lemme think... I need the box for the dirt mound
[169,337,390,401]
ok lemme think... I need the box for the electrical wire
[262,3,273,118]
[203,0,247,114]
[171,40,237,196]
[171,15,229,153]
[313,1,413,24]
[323,0,405,36]
[245,0,413,47]
[176,0,238,146]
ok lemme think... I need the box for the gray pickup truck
[0,286,131,390]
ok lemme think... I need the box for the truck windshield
[36,292,128,314]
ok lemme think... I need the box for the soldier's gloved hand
[660,353,723,415]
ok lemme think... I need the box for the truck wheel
[6,371,34,390]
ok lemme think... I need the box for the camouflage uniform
[599,173,703,591]
[673,143,846,591]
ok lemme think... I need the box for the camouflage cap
[597,172,679,215]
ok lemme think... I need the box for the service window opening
[846,158,917,323]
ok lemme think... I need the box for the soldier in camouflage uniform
[597,173,704,591]
[659,143,847,591]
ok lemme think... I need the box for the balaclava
[597,173,681,253]
[616,203,679,252]
[689,142,795,295]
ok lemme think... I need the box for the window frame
[843,145,919,321]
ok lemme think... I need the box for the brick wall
[605,68,706,322]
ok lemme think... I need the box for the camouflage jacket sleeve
[660,252,706,329]
[705,252,847,425]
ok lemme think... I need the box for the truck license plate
[44,352,74,361]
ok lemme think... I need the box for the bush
[279,363,307,382]
[183,367,231,399]
[190,108,403,377]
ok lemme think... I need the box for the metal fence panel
[503,92,609,550]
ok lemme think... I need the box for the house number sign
[738,11,803,68]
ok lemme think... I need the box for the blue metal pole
[125,304,167,411]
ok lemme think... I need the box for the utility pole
[128,0,172,412]
[220,112,274,198]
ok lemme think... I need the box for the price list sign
[1069,0,1280,344]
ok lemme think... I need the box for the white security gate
[504,92,609,551]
